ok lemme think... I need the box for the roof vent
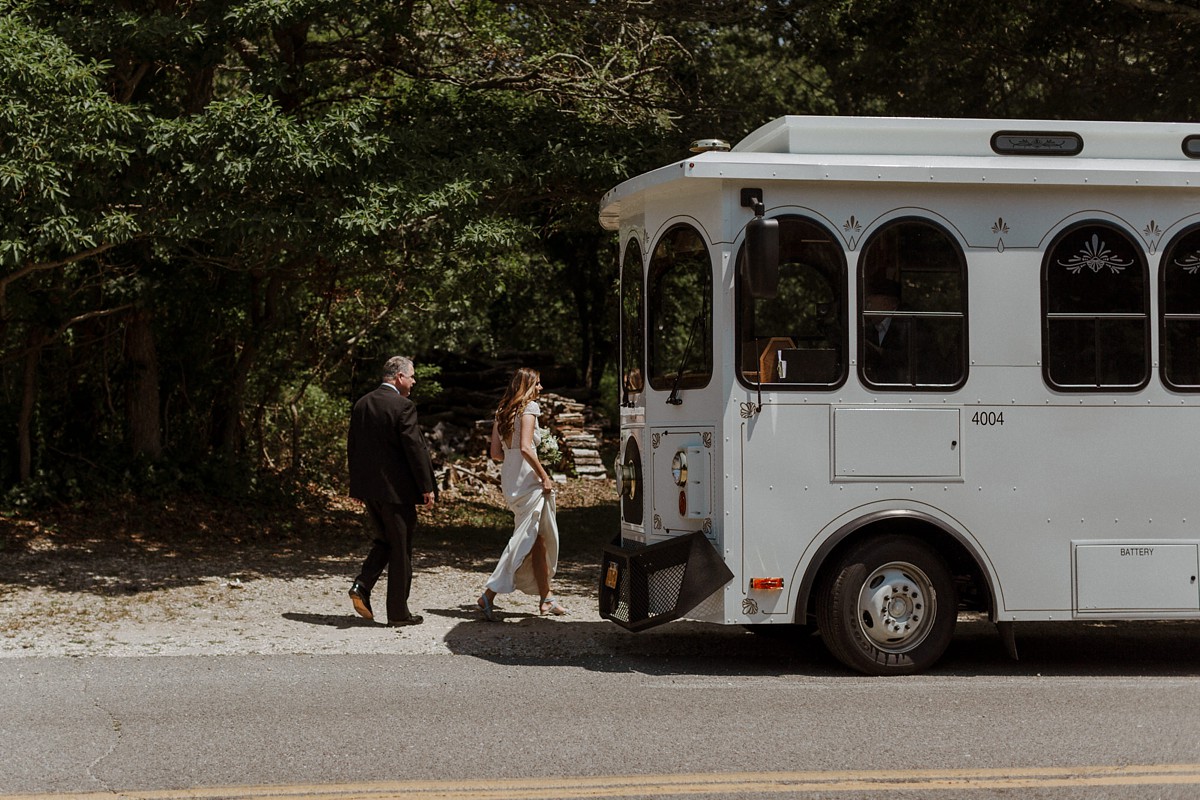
[690,138,731,153]
[991,130,1082,156]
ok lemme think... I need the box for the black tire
[815,535,956,675]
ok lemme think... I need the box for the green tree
[0,6,140,484]
[11,0,1200,501]
[773,0,1200,120]
[0,0,694,495]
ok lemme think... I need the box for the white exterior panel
[606,115,1200,648]
[1075,543,1200,612]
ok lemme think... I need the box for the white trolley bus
[598,115,1200,675]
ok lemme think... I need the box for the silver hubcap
[856,561,936,653]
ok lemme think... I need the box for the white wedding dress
[485,401,559,595]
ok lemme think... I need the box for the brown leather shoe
[386,615,423,627]
[349,582,373,620]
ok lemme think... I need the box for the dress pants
[355,499,418,621]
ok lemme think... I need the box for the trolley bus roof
[599,115,1200,231]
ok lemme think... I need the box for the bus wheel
[816,535,956,675]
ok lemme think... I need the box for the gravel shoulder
[9,485,1198,672]
[0,480,756,661]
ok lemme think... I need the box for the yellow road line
[7,764,1200,799]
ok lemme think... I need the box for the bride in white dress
[477,367,568,620]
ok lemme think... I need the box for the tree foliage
[3,0,1200,501]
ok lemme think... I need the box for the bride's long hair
[496,367,541,444]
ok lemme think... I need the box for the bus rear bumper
[598,531,734,632]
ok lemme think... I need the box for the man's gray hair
[382,355,414,380]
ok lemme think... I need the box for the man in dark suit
[348,356,436,626]
[862,281,910,385]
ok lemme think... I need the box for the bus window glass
[1043,224,1147,389]
[647,225,712,392]
[1161,227,1200,389]
[858,220,967,389]
[737,216,846,386]
[620,237,645,399]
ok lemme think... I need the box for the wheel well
[797,513,994,624]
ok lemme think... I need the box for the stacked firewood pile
[535,392,607,480]
[419,350,612,494]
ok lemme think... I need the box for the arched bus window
[857,219,968,389]
[1160,225,1200,391]
[737,215,847,387]
[647,224,712,392]
[1042,222,1148,390]
[620,237,645,402]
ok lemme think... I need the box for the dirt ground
[0,481,630,659]
[14,482,1190,672]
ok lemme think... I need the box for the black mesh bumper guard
[598,531,734,632]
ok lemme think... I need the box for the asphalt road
[4,618,1200,799]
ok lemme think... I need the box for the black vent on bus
[990,131,1083,156]
[1183,136,1200,159]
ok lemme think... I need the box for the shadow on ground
[0,483,616,595]
[436,612,1200,679]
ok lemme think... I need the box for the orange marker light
[749,577,785,590]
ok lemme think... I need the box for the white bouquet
[536,430,562,466]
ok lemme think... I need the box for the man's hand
[421,491,435,507]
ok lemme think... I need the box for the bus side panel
[963,403,1200,616]
[739,402,835,618]
[738,396,1200,620]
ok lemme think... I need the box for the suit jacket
[863,317,910,384]
[348,385,436,504]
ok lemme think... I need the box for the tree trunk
[125,309,162,459]
[288,400,302,476]
[211,336,256,457]
[17,329,45,483]
[210,273,281,457]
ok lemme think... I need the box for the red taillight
[749,577,784,590]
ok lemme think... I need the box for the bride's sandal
[477,592,497,622]
[540,596,568,616]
